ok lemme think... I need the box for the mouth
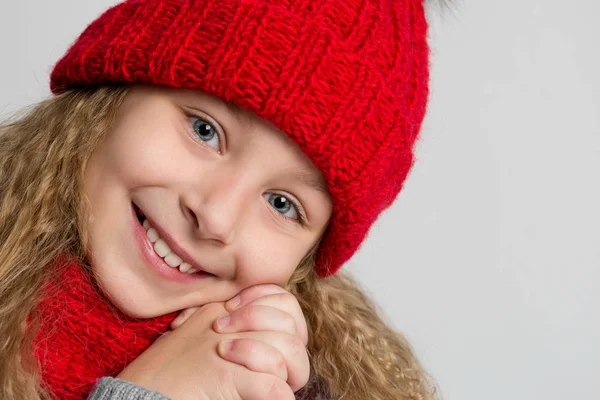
[132,202,215,280]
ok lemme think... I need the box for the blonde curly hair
[0,86,438,400]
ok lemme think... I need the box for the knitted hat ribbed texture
[50,0,430,277]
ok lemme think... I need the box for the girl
[0,0,440,399]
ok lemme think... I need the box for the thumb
[170,307,201,330]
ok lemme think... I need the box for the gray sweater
[88,378,171,400]
[88,373,332,400]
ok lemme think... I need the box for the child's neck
[32,256,178,400]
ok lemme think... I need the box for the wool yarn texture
[31,257,330,399]
[50,0,431,276]
[32,257,179,399]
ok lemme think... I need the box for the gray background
[1,1,598,399]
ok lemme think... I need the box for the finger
[174,302,229,333]
[236,371,295,400]
[170,306,201,330]
[233,331,310,393]
[213,305,297,337]
[232,293,309,346]
[218,338,288,382]
[225,284,288,312]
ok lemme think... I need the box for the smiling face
[82,85,332,318]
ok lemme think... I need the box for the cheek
[95,122,196,189]
[236,232,307,286]
[119,147,177,188]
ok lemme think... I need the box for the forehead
[225,100,254,130]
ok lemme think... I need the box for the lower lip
[130,203,212,283]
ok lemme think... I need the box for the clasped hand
[117,285,310,400]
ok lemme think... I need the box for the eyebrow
[225,101,254,130]
[284,167,331,199]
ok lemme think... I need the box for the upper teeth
[142,219,200,274]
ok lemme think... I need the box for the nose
[181,169,249,245]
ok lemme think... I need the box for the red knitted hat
[50,0,430,277]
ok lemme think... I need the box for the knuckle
[239,305,256,326]
[283,313,297,332]
[260,375,292,400]
[246,339,259,356]
[278,293,301,312]
[237,285,259,299]
[287,335,306,357]
[280,291,295,301]
[244,284,286,300]
[256,283,285,295]
[237,338,257,356]
[275,352,287,376]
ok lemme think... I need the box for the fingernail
[171,313,185,328]
[216,315,230,329]
[220,340,234,353]
[227,296,241,310]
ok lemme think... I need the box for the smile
[141,218,201,274]
[131,202,214,282]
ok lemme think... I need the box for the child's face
[83,85,332,318]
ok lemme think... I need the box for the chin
[95,274,174,319]
[110,293,173,319]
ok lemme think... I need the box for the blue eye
[263,193,306,225]
[189,116,221,151]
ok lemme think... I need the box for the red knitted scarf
[30,258,330,400]
[31,258,179,399]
